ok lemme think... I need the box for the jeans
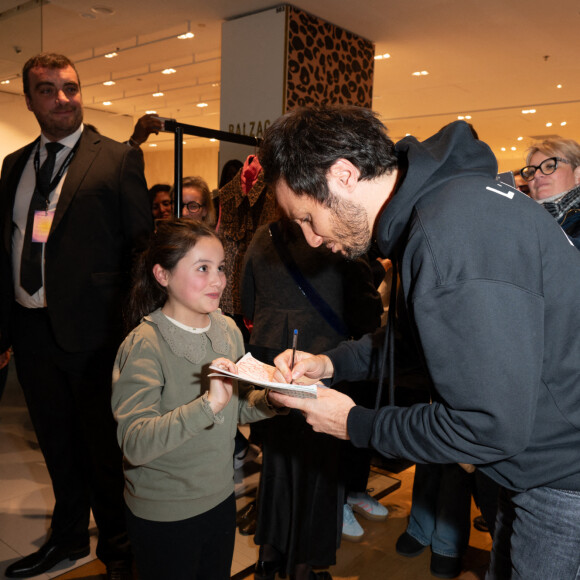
[406,463,472,557]
[487,485,580,580]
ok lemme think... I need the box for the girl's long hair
[125,218,221,332]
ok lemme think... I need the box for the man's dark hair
[22,53,80,96]
[259,105,398,205]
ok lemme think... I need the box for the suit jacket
[0,126,153,353]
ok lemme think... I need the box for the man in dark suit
[0,53,153,579]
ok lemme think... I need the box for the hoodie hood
[377,121,498,257]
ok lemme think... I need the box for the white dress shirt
[12,124,84,308]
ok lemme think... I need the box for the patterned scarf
[540,184,580,222]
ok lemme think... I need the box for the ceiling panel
[1,0,580,167]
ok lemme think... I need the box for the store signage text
[228,119,271,138]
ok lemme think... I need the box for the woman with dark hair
[149,183,172,221]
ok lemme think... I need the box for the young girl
[112,219,278,580]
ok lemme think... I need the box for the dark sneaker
[395,531,428,557]
[430,553,462,579]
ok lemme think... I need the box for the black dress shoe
[239,514,257,535]
[106,559,134,580]
[238,501,257,535]
[236,500,256,526]
[5,541,90,578]
[254,559,286,580]
[473,514,489,533]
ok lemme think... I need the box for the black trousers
[12,304,130,563]
[125,494,236,580]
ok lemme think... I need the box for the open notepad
[208,352,322,399]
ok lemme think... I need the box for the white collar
[40,123,84,150]
[163,312,211,334]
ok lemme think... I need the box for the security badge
[32,209,55,243]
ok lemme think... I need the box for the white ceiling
[1,0,580,171]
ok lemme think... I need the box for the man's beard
[37,107,83,141]
[328,195,371,259]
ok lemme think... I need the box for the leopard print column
[285,6,375,111]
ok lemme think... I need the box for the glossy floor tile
[1,360,488,580]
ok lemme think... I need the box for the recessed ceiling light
[196,102,208,108]
[1,79,9,85]
[374,53,391,60]
[501,147,506,152]
[561,121,567,126]
[91,6,115,15]
[522,109,536,114]
[103,80,115,86]
[103,101,112,106]
[557,84,562,89]
[511,147,516,151]
[162,68,177,75]
[412,71,428,76]
[104,52,118,59]
[149,143,158,147]
[153,92,164,97]
[146,110,157,114]
[178,32,194,39]
[546,122,552,127]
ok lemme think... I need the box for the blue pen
[290,329,298,383]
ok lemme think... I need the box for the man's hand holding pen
[269,349,355,440]
[272,350,334,385]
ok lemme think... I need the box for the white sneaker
[347,491,389,521]
[342,504,364,542]
[233,443,261,470]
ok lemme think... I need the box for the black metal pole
[173,125,183,217]
[164,119,261,147]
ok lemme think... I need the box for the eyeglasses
[184,200,204,213]
[520,157,570,182]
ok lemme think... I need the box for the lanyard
[33,138,81,205]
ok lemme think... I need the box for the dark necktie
[20,142,64,295]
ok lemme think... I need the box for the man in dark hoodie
[260,105,580,580]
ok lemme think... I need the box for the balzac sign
[228,119,271,139]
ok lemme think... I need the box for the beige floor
[0,363,491,580]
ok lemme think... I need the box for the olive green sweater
[112,308,275,521]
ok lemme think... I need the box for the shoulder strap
[269,222,349,336]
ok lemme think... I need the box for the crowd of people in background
[1,52,579,580]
